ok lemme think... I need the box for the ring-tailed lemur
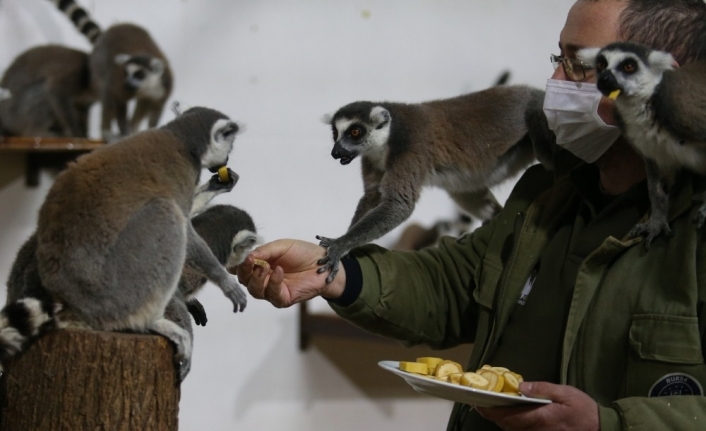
[317,85,553,282]
[48,0,173,141]
[180,204,261,326]
[0,106,244,381]
[579,42,706,249]
[0,45,94,137]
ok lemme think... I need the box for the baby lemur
[0,44,94,137]
[181,204,261,326]
[0,106,243,381]
[48,0,173,141]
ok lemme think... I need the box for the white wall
[0,1,570,429]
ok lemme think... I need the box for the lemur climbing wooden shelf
[0,136,106,186]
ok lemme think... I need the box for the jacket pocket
[473,258,503,310]
[626,314,706,397]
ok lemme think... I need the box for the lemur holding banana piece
[48,0,173,141]
[578,42,706,249]
[317,85,553,282]
[0,106,244,381]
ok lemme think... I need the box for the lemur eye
[596,59,607,72]
[350,127,362,138]
[133,69,146,80]
[622,60,637,73]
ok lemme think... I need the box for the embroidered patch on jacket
[648,373,703,397]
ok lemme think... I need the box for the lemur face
[203,119,239,171]
[578,42,674,101]
[115,54,166,97]
[329,105,391,165]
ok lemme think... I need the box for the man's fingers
[264,266,287,307]
[244,260,271,300]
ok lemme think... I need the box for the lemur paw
[186,298,208,326]
[223,277,248,313]
[316,235,344,284]
[149,319,192,382]
[628,216,673,251]
[207,168,239,192]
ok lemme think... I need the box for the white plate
[379,361,552,408]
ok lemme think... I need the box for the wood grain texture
[0,329,180,431]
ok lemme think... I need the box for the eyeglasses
[550,54,595,81]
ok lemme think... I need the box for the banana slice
[501,372,521,393]
[479,370,505,392]
[447,373,464,384]
[460,372,490,390]
[609,89,621,100]
[252,258,270,268]
[416,357,444,372]
[399,361,429,375]
[433,360,464,378]
[217,166,229,182]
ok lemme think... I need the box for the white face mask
[542,79,622,163]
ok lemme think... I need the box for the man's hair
[618,0,706,65]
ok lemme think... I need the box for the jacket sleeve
[328,216,496,350]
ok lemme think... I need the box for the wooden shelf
[298,301,395,350]
[0,137,106,186]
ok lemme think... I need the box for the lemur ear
[647,50,677,71]
[576,47,601,67]
[171,101,190,117]
[114,53,131,65]
[370,106,390,128]
[320,113,333,124]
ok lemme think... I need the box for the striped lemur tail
[0,298,61,371]
[49,0,102,43]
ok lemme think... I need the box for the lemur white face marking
[334,118,356,140]
[333,106,391,167]
[582,47,674,101]
[227,230,263,268]
[202,119,238,169]
[123,60,166,100]
[367,106,391,154]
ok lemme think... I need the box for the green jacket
[330,164,706,431]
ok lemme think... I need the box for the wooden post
[0,328,180,431]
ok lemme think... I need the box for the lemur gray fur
[0,106,243,381]
[49,0,173,141]
[0,44,94,137]
[317,84,553,282]
[2,172,246,370]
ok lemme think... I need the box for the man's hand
[234,239,346,308]
[475,382,599,431]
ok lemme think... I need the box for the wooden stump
[0,328,180,431]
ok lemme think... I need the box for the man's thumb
[519,381,554,400]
